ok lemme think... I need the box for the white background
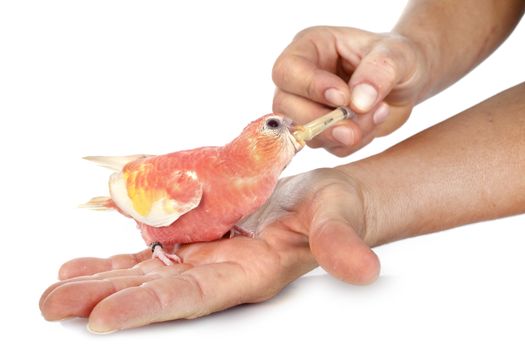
[1,0,524,349]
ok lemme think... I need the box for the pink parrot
[83,108,351,264]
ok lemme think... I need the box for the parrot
[82,108,351,265]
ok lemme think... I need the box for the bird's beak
[290,107,354,151]
[284,118,305,153]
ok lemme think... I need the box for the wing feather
[110,167,203,227]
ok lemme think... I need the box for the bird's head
[250,113,303,153]
[225,114,302,172]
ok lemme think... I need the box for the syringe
[292,106,355,146]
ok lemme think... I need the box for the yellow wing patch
[109,165,203,227]
[124,165,165,217]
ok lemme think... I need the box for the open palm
[40,169,379,333]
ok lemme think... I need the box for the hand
[40,168,379,332]
[40,229,316,333]
[272,26,429,156]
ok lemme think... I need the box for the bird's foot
[229,225,255,239]
[151,242,182,265]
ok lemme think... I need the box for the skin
[272,0,524,156]
[40,0,525,332]
[40,82,525,333]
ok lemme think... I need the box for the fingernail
[332,126,355,146]
[351,83,377,112]
[87,323,118,335]
[372,103,389,124]
[324,88,346,106]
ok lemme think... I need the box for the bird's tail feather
[79,196,115,210]
[83,154,151,171]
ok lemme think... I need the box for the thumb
[348,43,411,114]
[309,206,380,285]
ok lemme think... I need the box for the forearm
[341,82,525,246]
[393,0,525,101]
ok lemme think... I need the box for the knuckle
[293,25,325,40]
[304,71,317,99]
[360,45,399,88]
[378,55,398,81]
[271,56,288,86]
[272,91,286,114]
[369,54,397,86]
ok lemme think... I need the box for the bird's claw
[151,243,182,265]
[229,225,256,239]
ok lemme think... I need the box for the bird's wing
[110,167,203,227]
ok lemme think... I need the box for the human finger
[58,249,152,280]
[272,50,351,107]
[41,261,191,321]
[40,259,173,310]
[87,262,253,333]
[41,276,157,321]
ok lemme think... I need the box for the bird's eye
[265,118,281,129]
